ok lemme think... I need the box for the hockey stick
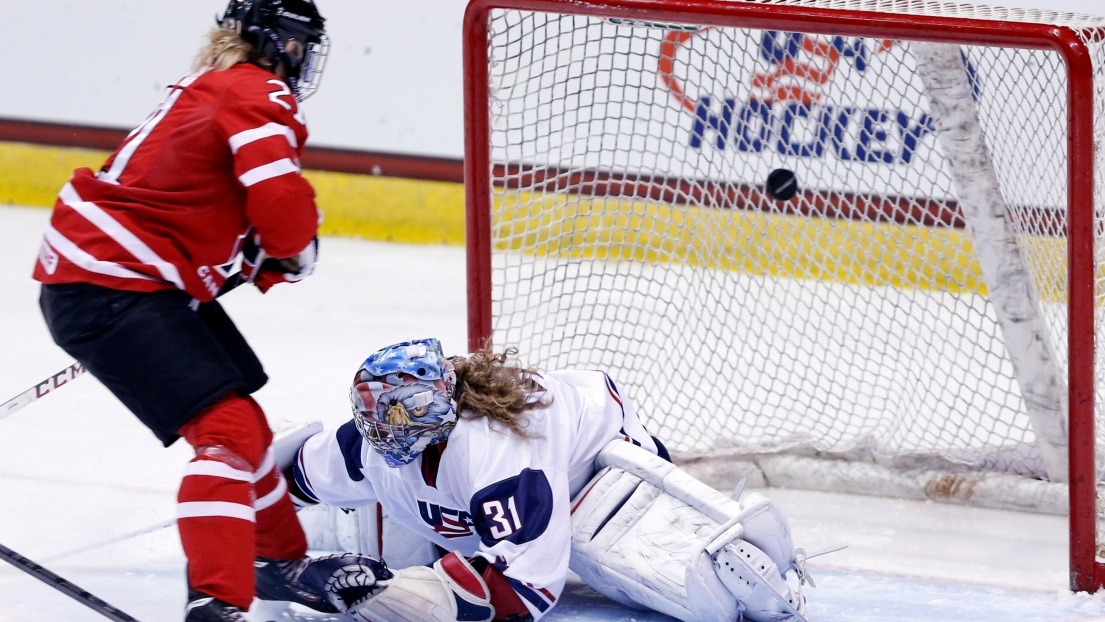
[0,272,247,422]
[0,362,88,421]
[0,542,142,621]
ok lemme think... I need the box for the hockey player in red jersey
[33,1,380,620]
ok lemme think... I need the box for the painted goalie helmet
[350,338,458,467]
[219,0,329,100]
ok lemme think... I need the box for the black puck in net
[765,168,799,201]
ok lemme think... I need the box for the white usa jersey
[292,369,661,619]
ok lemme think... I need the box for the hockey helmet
[350,338,458,468]
[219,0,329,101]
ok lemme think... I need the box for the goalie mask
[219,0,329,100]
[350,338,458,468]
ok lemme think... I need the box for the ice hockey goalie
[285,339,812,621]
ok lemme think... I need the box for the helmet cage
[293,35,329,100]
[353,406,451,468]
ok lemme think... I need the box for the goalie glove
[258,553,393,613]
[350,551,496,622]
[242,231,319,293]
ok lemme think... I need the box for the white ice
[1,204,1104,621]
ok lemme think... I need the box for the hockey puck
[765,168,799,202]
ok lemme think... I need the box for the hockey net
[463,0,1105,587]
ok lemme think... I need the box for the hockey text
[689,100,935,164]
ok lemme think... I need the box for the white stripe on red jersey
[228,123,299,153]
[100,71,207,185]
[42,226,157,282]
[239,158,301,187]
[58,183,185,289]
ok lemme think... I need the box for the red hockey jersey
[33,63,319,302]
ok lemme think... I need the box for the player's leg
[42,286,311,611]
[40,285,271,612]
[600,371,671,460]
[189,305,387,614]
[177,392,271,609]
[193,300,310,564]
[41,286,385,615]
[191,302,362,613]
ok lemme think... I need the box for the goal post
[462,0,1103,590]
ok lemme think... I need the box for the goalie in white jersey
[285,338,813,622]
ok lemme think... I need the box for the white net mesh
[478,1,1105,482]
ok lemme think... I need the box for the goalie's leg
[569,440,810,622]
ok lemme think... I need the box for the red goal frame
[461,0,1101,591]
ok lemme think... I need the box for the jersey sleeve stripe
[184,460,253,482]
[253,472,289,511]
[177,501,256,522]
[228,123,299,154]
[238,158,301,187]
[504,577,553,613]
[43,226,159,282]
[59,183,186,289]
[603,372,624,409]
[292,450,322,504]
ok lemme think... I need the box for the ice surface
[1,204,1103,621]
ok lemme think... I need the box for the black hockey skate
[255,557,339,613]
[184,590,246,621]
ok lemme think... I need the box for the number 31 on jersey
[472,469,554,546]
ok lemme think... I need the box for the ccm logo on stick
[36,363,87,398]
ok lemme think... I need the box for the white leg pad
[569,441,810,622]
[570,466,739,622]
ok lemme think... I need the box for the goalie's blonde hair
[452,346,549,437]
[192,26,272,72]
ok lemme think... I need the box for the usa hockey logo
[657,30,953,164]
[417,500,475,539]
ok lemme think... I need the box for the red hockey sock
[179,393,269,609]
[177,393,306,609]
[178,443,257,608]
